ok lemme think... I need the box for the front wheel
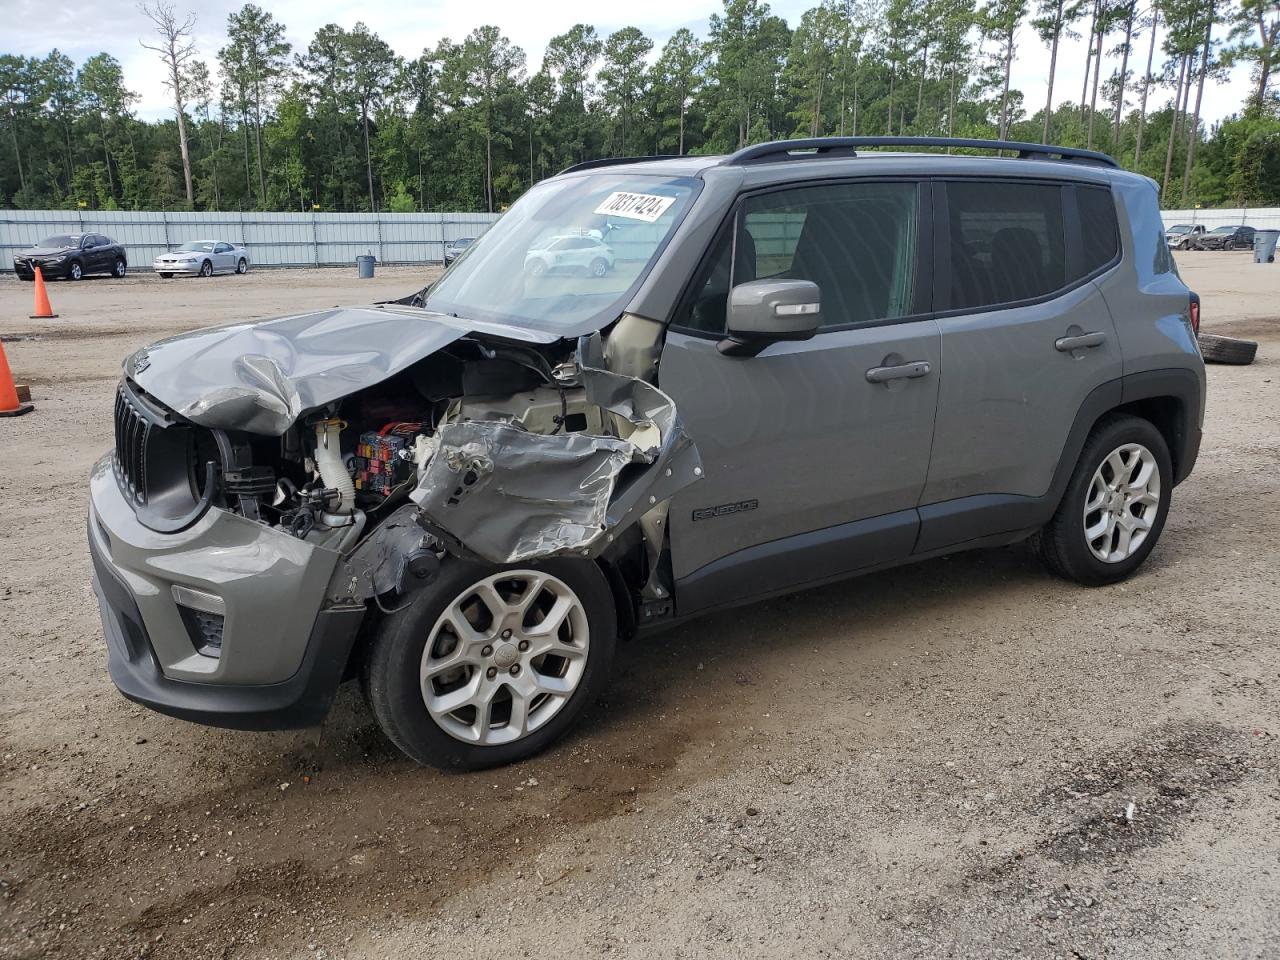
[364,560,617,770]
[158,272,173,279]
[1035,414,1172,586]
[199,260,213,278]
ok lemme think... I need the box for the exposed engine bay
[116,318,699,615]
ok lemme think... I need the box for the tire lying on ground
[1197,332,1258,365]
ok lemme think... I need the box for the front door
[659,179,941,614]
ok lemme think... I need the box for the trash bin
[1254,230,1279,264]
[356,254,376,278]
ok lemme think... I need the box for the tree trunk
[173,84,194,206]
[1043,2,1063,144]
[241,111,252,200]
[887,70,895,134]
[1000,28,1014,139]
[948,62,957,138]
[1161,54,1188,200]
[916,43,928,131]
[1112,3,1135,147]
[1081,0,1099,111]
[253,78,267,204]
[7,116,25,192]
[363,106,374,211]
[1087,16,1105,148]
[1134,4,1159,165]
[1181,3,1214,205]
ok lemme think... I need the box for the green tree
[221,4,291,205]
[651,28,707,153]
[600,28,653,153]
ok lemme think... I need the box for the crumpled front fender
[409,336,701,566]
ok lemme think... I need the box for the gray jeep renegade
[89,137,1204,770]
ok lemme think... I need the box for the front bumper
[152,259,203,274]
[87,455,365,730]
[14,259,69,279]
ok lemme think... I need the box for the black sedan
[13,233,128,280]
[1192,225,1256,251]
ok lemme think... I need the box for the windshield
[1209,226,1235,234]
[177,241,215,252]
[422,173,700,333]
[1168,225,1193,234]
[38,235,79,248]
[451,238,473,248]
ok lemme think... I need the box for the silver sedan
[153,240,251,278]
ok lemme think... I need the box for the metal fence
[0,210,500,272]
[1160,207,1280,230]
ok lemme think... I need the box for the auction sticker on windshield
[594,191,677,223]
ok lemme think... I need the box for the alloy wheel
[1083,442,1161,563]
[69,262,82,280]
[419,571,590,745]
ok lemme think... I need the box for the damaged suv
[89,137,1204,770]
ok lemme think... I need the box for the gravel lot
[1,255,1277,960]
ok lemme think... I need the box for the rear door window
[944,181,1066,310]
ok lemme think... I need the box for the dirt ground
[0,254,1277,960]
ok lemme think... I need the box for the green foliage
[0,0,1273,211]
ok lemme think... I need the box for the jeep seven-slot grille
[114,381,152,505]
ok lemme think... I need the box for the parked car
[14,233,127,281]
[443,237,474,266]
[1190,224,1256,251]
[1165,223,1206,249]
[524,234,615,276]
[153,240,250,278]
[89,137,1203,771]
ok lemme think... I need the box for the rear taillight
[1189,296,1201,334]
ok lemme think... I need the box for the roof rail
[559,155,685,175]
[722,137,1119,169]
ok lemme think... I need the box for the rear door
[916,178,1124,552]
[660,179,941,612]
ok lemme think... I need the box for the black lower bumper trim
[90,530,365,731]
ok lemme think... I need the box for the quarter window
[682,181,919,333]
[945,181,1066,310]
[1076,186,1120,276]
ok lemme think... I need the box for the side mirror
[719,279,822,356]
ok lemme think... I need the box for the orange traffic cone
[29,265,58,319]
[0,339,34,417]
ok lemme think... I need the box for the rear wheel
[1035,414,1172,586]
[589,257,609,277]
[236,258,248,274]
[199,260,213,278]
[113,257,127,278]
[364,559,617,770]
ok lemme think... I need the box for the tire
[200,260,213,278]
[363,559,617,770]
[526,259,547,277]
[68,261,83,281]
[1035,414,1172,587]
[236,258,248,274]
[589,257,609,277]
[1198,332,1258,365]
[113,257,127,278]
[158,272,173,279]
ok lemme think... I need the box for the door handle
[1055,331,1107,352]
[865,360,932,383]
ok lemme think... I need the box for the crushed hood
[125,304,560,436]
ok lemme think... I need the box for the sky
[5,0,1255,131]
